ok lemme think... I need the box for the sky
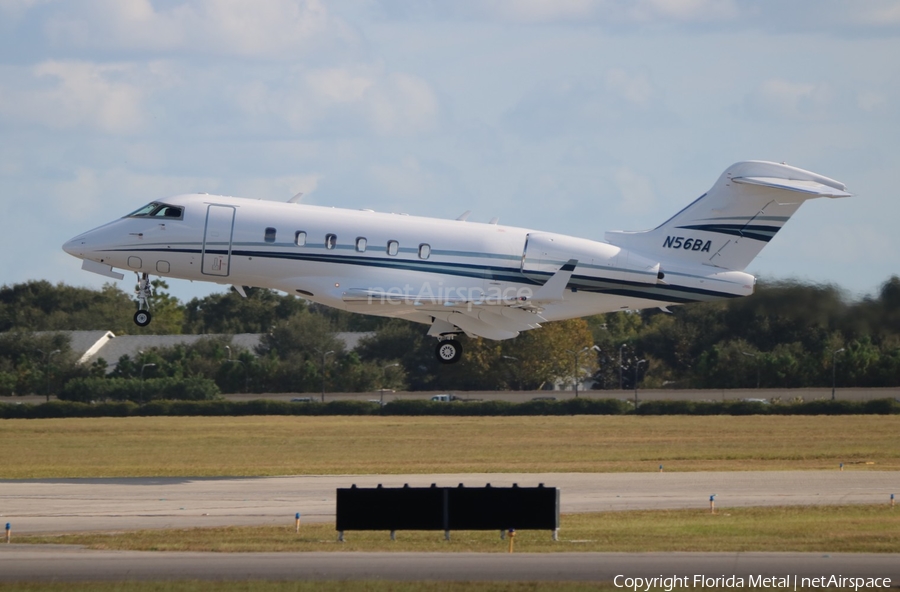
[1,0,898,304]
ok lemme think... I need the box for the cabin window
[356,237,367,252]
[295,231,306,246]
[264,227,277,243]
[325,234,337,250]
[386,240,399,256]
[418,243,431,259]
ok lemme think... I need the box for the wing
[340,259,578,340]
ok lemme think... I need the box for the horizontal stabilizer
[732,176,851,198]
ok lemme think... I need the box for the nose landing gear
[133,272,152,327]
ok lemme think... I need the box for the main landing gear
[133,272,152,327]
[435,339,463,364]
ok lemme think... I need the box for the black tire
[435,339,463,364]
[134,310,152,327]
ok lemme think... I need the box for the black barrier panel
[336,485,445,531]
[336,484,559,532]
[448,486,559,530]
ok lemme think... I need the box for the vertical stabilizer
[604,161,851,271]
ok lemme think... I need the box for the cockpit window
[126,203,161,217]
[154,206,183,218]
[125,202,183,220]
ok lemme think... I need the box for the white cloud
[376,0,739,24]
[791,221,893,266]
[0,61,148,133]
[849,2,900,26]
[306,68,375,103]
[234,64,439,136]
[613,167,657,215]
[229,174,321,203]
[605,68,654,108]
[44,167,221,222]
[621,0,740,23]
[481,0,596,22]
[19,165,319,232]
[856,90,888,113]
[743,78,833,122]
[503,69,665,138]
[43,0,357,58]
[368,156,434,201]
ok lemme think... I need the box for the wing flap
[448,311,519,340]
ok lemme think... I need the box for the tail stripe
[697,215,790,222]
[676,224,781,242]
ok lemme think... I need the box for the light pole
[224,346,248,393]
[619,344,626,390]
[502,355,520,390]
[741,351,760,389]
[320,350,334,402]
[140,363,156,405]
[224,359,247,393]
[566,345,600,398]
[633,359,646,409]
[380,363,399,405]
[36,349,61,402]
[831,347,845,401]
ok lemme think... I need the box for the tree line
[1,276,899,398]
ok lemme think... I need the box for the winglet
[533,259,577,302]
[456,210,471,221]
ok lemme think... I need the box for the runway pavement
[1,547,899,582]
[2,471,898,583]
[2,471,897,534]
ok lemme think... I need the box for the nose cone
[62,236,85,258]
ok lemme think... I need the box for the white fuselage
[63,193,753,330]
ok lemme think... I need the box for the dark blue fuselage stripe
[103,247,739,303]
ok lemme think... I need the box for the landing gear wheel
[134,310,152,327]
[435,339,463,364]
[133,272,153,327]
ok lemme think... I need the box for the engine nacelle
[522,233,660,285]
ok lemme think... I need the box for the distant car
[739,398,769,405]
[290,397,313,403]
[531,396,557,401]
[431,394,452,402]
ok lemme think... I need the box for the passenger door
[201,205,235,276]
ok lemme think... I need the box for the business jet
[63,160,849,364]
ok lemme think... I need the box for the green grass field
[1,415,898,478]
[19,505,900,554]
[6,417,899,591]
